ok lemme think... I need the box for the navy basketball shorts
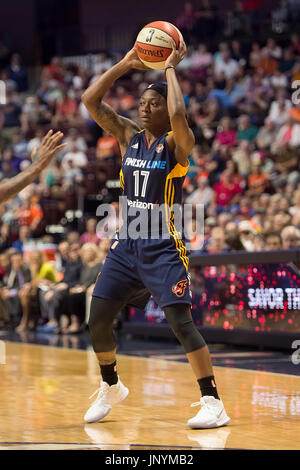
[93,235,192,309]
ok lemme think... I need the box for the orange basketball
[135,21,182,70]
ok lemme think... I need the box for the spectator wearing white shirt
[214,50,239,80]
[92,52,113,76]
[262,38,282,60]
[186,174,213,208]
[267,89,292,127]
[271,115,300,153]
[62,141,88,170]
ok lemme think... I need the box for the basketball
[135,21,182,70]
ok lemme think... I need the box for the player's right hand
[32,130,67,170]
[122,47,150,70]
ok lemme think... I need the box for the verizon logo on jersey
[127,198,155,209]
[124,157,166,169]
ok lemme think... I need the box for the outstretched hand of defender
[165,37,187,69]
[32,130,67,170]
[122,47,150,70]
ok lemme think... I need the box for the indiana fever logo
[172,280,188,297]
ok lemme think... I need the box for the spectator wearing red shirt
[213,169,243,212]
[213,117,236,151]
[53,89,78,127]
[42,57,64,83]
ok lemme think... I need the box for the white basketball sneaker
[187,396,230,429]
[84,378,129,423]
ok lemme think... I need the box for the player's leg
[84,296,129,423]
[164,303,230,429]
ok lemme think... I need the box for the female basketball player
[81,39,230,429]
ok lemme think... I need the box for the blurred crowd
[0,0,300,331]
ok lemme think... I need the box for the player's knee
[164,304,206,352]
[88,297,113,332]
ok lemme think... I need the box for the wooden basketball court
[0,341,299,450]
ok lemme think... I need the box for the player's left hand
[122,47,150,70]
[165,37,186,69]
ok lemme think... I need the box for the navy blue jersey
[119,130,189,268]
[93,130,192,306]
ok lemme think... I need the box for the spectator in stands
[273,211,292,233]
[206,227,229,253]
[1,250,31,328]
[0,159,17,180]
[249,42,262,68]
[96,132,120,161]
[62,160,84,189]
[194,0,219,41]
[232,140,252,177]
[38,241,82,333]
[62,141,88,170]
[289,33,300,56]
[255,117,278,150]
[42,56,64,83]
[12,226,32,253]
[6,53,28,93]
[255,49,279,76]
[265,233,282,251]
[267,88,292,127]
[175,1,197,43]
[224,220,245,251]
[53,88,78,127]
[213,117,236,150]
[80,217,100,245]
[281,225,300,249]
[62,243,102,333]
[55,241,69,278]
[189,44,213,78]
[214,50,239,80]
[262,38,282,60]
[22,96,52,132]
[17,250,56,331]
[247,161,269,196]
[279,48,295,74]
[16,196,43,235]
[62,127,88,155]
[237,114,258,142]
[289,190,300,216]
[186,173,213,209]
[238,220,262,251]
[92,52,113,76]
[213,169,243,212]
[243,0,265,34]
[0,92,22,149]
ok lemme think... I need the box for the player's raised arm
[165,39,195,167]
[81,50,148,153]
[0,130,66,204]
